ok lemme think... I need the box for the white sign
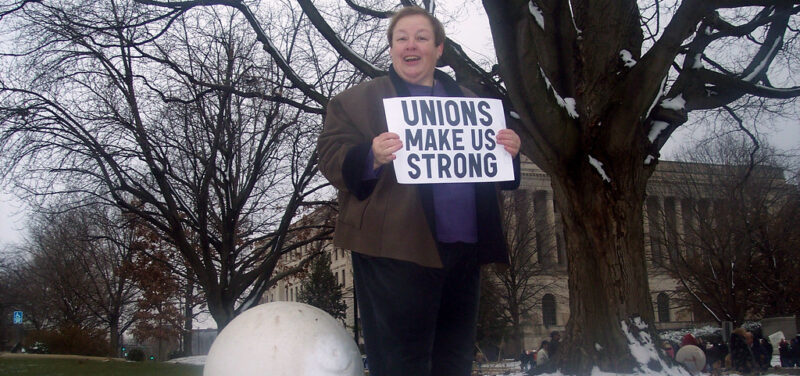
[383,97,514,184]
[13,311,22,324]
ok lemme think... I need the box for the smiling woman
[388,13,443,86]
[316,6,521,376]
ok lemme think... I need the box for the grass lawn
[0,355,203,376]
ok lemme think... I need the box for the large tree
[0,1,373,328]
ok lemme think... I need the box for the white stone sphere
[204,302,363,376]
[675,344,706,374]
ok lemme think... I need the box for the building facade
[265,157,792,351]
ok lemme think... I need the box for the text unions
[401,98,493,127]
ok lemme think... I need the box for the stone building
[264,157,793,351]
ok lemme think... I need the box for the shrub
[126,348,145,362]
[26,325,109,356]
[168,349,187,360]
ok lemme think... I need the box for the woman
[317,6,521,376]
[536,340,550,367]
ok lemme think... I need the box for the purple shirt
[364,80,478,244]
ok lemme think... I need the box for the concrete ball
[675,344,706,374]
[204,302,363,376]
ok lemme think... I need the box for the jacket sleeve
[500,154,521,190]
[317,95,379,200]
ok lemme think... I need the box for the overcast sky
[1,1,797,249]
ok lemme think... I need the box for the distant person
[779,338,791,367]
[662,341,675,359]
[791,334,800,367]
[730,328,757,373]
[681,333,699,347]
[754,337,772,370]
[548,331,561,359]
[529,340,550,375]
[520,349,533,372]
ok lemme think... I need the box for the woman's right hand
[372,132,402,170]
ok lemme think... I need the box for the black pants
[352,242,480,376]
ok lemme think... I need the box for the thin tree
[297,250,347,322]
[0,2,361,328]
[484,190,562,356]
[654,136,800,326]
[18,204,140,356]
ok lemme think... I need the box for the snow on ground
[166,354,797,376]
[165,320,790,376]
[660,325,721,344]
[166,355,206,366]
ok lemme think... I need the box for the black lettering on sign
[408,154,421,179]
[424,130,438,150]
[484,153,497,177]
[461,101,477,126]
[402,100,419,126]
[421,154,435,179]
[444,100,460,126]
[452,129,465,151]
[471,129,488,150]
[478,101,492,126]
[453,153,467,178]
[405,129,423,151]
[437,129,451,150]
[420,100,436,125]
[437,154,452,178]
[484,129,496,150]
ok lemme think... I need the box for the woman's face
[389,14,443,86]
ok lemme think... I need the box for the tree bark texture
[483,0,664,373]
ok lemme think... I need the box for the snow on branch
[659,94,686,111]
[742,35,782,82]
[588,155,611,183]
[647,121,669,143]
[691,53,703,69]
[566,0,582,37]
[620,50,637,68]
[528,1,544,30]
[644,76,667,120]
[539,66,579,119]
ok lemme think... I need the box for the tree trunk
[550,164,656,374]
[208,297,234,331]
[109,322,120,358]
[183,280,194,356]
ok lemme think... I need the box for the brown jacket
[317,68,519,268]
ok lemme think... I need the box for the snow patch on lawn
[166,355,207,366]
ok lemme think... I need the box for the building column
[534,190,557,265]
[544,191,558,265]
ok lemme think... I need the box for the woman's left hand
[497,129,521,158]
